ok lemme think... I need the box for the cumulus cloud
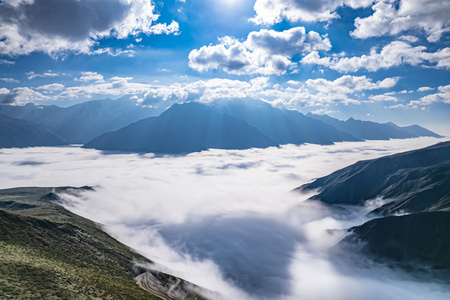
[0,0,180,57]
[306,75,398,93]
[351,0,450,42]
[417,86,434,92]
[36,83,65,91]
[251,0,373,25]
[0,87,49,105]
[0,138,447,299]
[286,75,399,106]
[410,84,450,106]
[398,35,419,43]
[302,41,450,72]
[368,92,398,102]
[189,27,331,75]
[75,71,105,83]
[251,0,450,43]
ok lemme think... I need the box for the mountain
[0,186,210,299]
[0,113,66,148]
[0,97,159,144]
[386,122,442,138]
[210,99,360,145]
[335,211,450,274]
[296,142,450,275]
[297,141,450,215]
[307,113,441,140]
[84,102,279,153]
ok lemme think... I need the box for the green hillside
[0,187,207,300]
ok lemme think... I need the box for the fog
[0,137,449,299]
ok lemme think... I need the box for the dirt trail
[167,277,181,298]
[134,271,181,300]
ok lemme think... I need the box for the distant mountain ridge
[0,113,65,148]
[83,99,441,154]
[0,97,160,144]
[1,98,442,152]
[209,99,359,145]
[307,113,442,140]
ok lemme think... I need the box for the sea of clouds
[0,137,449,299]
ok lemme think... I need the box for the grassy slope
[0,187,162,300]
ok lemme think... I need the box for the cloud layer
[0,138,448,299]
[0,71,402,108]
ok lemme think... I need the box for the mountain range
[307,113,442,140]
[83,99,441,153]
[0,97,159,144]
[297,141,450,275]
[0,98,442,152]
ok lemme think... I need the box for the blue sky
[0,0,449,133]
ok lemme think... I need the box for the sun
[223,0,239,5]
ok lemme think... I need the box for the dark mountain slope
[210,99,360,145]
[335,212,450,274]
[0,186,208,300]
[307,113,440,140]
[297,141,450,215]
[84,102,278,153]
[0,114,65,148]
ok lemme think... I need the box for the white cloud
[0,86,49,105]
[92,48,136,57]
[251,0,373,25]
[417,86,434,92]
[36,83,65,91]
[75,72,105,83]
[0,77,19,83]
[306,75,398,94]
[302,41,450,72]
[189,27,330,75]
[410,84,450,106]
[0,59,15,65]
[5,72,402,109]
[26,71,59,80]
[399,35,419,43]
[0,0,180,57]
[351,0,450,42]
[369,93,398,102]
[311,108,336,115]
[146,20,180,35]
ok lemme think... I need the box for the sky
[0,0,450,133]
[0,137,448,299]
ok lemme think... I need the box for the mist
[0,137,449,299]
